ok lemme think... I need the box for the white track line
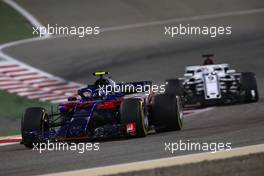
[1,6,263,51]
[43,144,264,176]
[3,0,50,37]
[101,8,264,32]
[1,1,264,104]
[185,107,214,117]
[0,1,84,103]
[0,142,20,147]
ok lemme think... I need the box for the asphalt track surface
[1,0,264,175]
[108,153,264,176]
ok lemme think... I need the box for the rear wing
[202,54,214,58]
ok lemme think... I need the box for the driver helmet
[94,78,110,87]
[203,58,214,65]
[202,54,215,65]
[94,77,116,87]
[94,77,116,95]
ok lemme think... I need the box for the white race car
[165,59,259,107]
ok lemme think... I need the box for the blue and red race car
[21,72,184,148]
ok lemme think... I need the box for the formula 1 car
[21,72,183,148]
[165,55,259,107]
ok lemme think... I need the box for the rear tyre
[120,99,148,137]
[165,79,184,96]
[153,94,183,132]
[21,107,48,148]
[240,72,259,103]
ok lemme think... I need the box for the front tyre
[120,99,148,137]
[21,107,48,148]
[240,72,259,103]
[153,94,183,132]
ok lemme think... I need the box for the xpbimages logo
[164,140,232,154]
[98,83,166,96]
[32,24,100,37]
[164,24,232,38]
[32,141,100,154]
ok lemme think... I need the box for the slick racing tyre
[21,107,48,148]
[120,99,148,137]
[240,72,259,103]
[152,94,183,132]
[165,79,184,96]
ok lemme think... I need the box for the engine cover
[203,73,221,100]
